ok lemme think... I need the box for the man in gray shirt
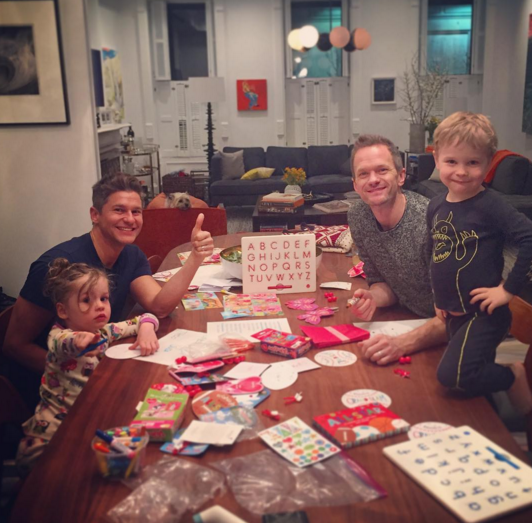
[348,134,447,365]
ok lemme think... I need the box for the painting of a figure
[237,79,267,111]
[102,48,124,122]
[0,26,39,95]
[523,14,532,134]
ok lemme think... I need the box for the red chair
[134,207,227,260]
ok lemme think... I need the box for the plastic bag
[212,450,386,514]
[109,457,226,523]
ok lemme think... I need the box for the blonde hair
[44,258,109,307]
[434,112,498,159]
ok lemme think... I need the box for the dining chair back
[508,296,532,451]
[135,207,228,260]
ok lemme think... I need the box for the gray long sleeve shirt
[348,191,434,318]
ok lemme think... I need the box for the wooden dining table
[10,233,532,523]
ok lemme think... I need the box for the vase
[284,184,302,194]
[409,123,426,154]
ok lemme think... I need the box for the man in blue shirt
[3,173,213,397]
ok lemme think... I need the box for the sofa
[415,152,532,220]
[209,145,354,206]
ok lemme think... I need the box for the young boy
[428,111,532,414]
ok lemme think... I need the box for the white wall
[483,0,532,157]
[349,0,420,151]
[0,0,98,297]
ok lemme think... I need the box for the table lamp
[187,77,226,173]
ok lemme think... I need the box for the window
[290,1,343,78]
[167,3,208,80]
[427,0,473,75]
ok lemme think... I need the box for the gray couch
[415,153,532,220]
[209,145,354,206]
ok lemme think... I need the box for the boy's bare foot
[507,362,532,415]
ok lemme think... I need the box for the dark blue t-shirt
[20,233,151,322]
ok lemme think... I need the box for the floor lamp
[187,77,226,173]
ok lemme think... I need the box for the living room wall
[0,0,98,297]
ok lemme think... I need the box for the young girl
[17,258,160,471]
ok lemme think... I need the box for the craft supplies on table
[206,318,292,342]
[300,323,370,348]
[313,402,410,449]
[259,416,340,467]
[252,328,312,358]
[130,388,188,442]
[223,292,283,318]
[384,425,532,523]
[92,426,149,479]
[182,292,223,311]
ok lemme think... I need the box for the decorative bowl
[220,245,323,280]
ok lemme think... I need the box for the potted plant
[399,54,447,153]
[425,116,441,151]
[282,167,307,194]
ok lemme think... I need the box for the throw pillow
[428,168,441,182]
[241,167,275,181]
[220,150,246,180]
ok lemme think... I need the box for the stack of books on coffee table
[258,193,304,214]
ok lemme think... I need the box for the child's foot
[507,362,532,415]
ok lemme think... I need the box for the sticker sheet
[223,293,283,318]
[384,425,532,523]
[181,292,223,311]
[408,422,454,440]
[259,416,340,468]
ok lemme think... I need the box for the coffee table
[252,196,349,232]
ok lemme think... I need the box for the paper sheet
[180,420,242,445]
[224,362,270,380]
[353,319,428,337]
[153,264,239,288]
[271,357,321,373]
[133,328,225,366]
[206,318,291,342]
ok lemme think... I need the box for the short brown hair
[351,134,404,177]
[434,112,498,159]
[44,258,109,307]
[92,173,143,212]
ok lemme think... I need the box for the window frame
[166,0,216,78]
[420,0,485,76]
[284,0,349,79]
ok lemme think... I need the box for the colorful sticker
[259,416,340,468]
[192,390,238,417]
[216,377,263,395]
[160,429,209,456]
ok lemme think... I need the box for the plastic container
[92,426,149,479]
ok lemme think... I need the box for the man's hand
[470,283,513,314]
[434,305,447,323]
[74,332,101,357]
[190,214,214,260]
[359,334,404,365]
[130,323,159,357]
[349,289,376,321]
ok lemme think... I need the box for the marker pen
[95,430,134,458]
[77,338,107,358]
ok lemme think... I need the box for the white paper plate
[341,389,392,408]
[105,343,141,360]
[314,350,357,367]
[260,365,298,390]
[408,422,454,440]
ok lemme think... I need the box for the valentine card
[160,428,209,456]
[216,376,263,395]
[259,416,340,468]
[171,360,225,374]
[235,389,270,409]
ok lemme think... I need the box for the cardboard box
[252,328,312,359]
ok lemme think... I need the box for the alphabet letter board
[383,425,532,522]
[242,234,316,294]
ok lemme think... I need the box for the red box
[252,328,312,359]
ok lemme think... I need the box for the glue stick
[192,505,248,523]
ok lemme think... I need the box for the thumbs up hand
[191,213,214,259]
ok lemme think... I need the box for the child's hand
[130,323,159,357]
[349,289,376,321]
[434,306,447,323]
[470,283,513,314]
[74,332,101,357]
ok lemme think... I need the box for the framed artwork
[371,78,396,105]
[523,14,532,134]
[237,79,267,111]
[102,48,124,122]
[0,0,69,125]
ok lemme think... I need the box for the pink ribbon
[325,326,349,342]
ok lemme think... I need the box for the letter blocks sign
[242,234,316,294]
